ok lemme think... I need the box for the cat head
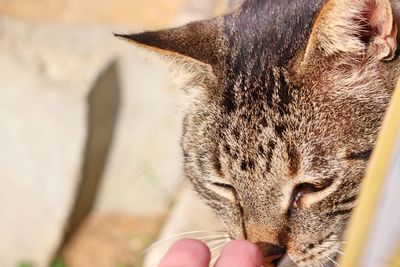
[118,0,398,266]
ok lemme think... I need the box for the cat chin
[274,254,298,267]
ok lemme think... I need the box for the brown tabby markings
[117,0,400,266]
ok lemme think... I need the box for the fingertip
[216,240,263,267]
[159,239,211,267]
[171,239,211,256]
[223,240,262,256]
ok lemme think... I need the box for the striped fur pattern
[119,0,400,266]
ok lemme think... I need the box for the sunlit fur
[119,0,400,266]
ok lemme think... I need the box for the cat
[116,0,400,266]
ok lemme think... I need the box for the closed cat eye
[289,179,333,212]
[210,182,238,202]
[212,182,235,190]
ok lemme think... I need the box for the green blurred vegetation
[18,259,66,267]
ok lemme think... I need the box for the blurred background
[0,1,242,267]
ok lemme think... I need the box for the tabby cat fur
[117,0,400,266]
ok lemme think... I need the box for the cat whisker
[315,260,325,267]
[143,230,227,254]
[206,238,230,249]
[322,239,348,248]
[197,234,231,242]
[208,240,230,266]
[327,256,342,267]
[147,234,228,267]
[209,241,228,252]
[332,249,344,255]
[325,238,348,244]
[201,236,231,244]
[316,245,345,256]
[328,240,349,247]
[210,256,219,266]
[287,253,300,267]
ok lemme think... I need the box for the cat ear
[304,0,398,61]
[115,19,223,79]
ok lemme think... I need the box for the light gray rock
[0,48,86,267]
[0,14,189,266]
[0,17,123,267]
[94,46,184,216]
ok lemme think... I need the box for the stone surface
[0,15,187,267]
[0,17,120,267]
[61,61,122,249]
[94,47,184,216]
[0,48,85,267]
[0,17,119,91]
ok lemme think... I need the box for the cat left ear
[115,19,223,71]
[304,0,398,61]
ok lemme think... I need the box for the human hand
[158,239,263,267]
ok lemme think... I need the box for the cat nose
[255,242,285,267]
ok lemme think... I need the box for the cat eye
[210,182,237,202]
[289,179,333,211]
[212,182,235,190]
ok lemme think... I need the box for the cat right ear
[115,19,224,82]
[303,0,398,62]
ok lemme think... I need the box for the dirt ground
[62,213,166,267]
